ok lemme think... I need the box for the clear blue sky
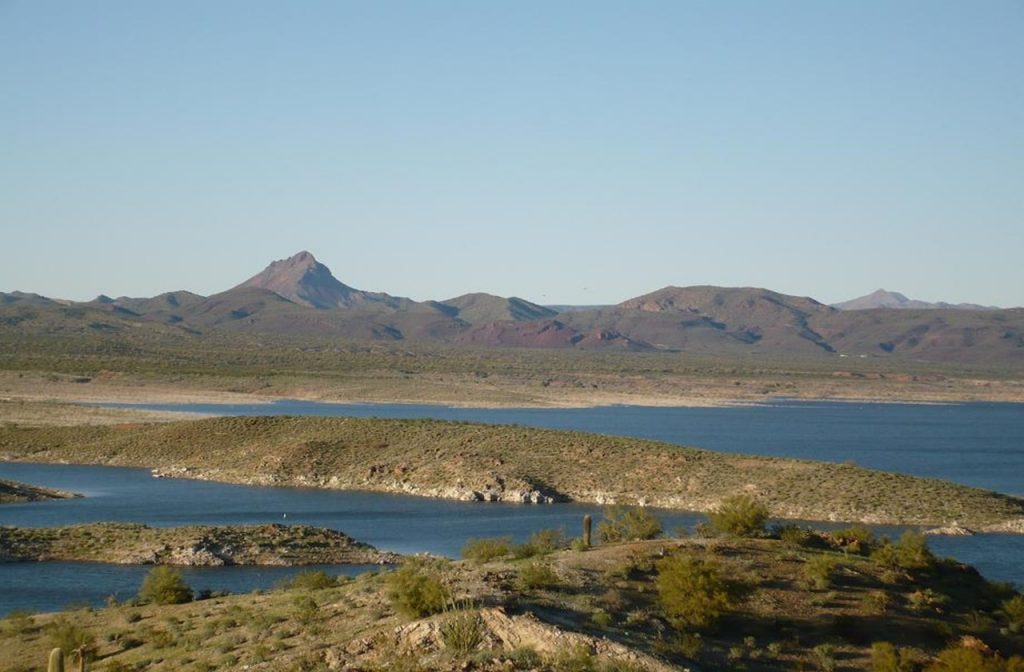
[2,1,1022,306]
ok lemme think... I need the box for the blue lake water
[1,400,1022,615]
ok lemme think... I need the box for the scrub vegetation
[2,416,1023,530]
[3,519,1023,672]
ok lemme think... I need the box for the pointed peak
[271,250,319,269]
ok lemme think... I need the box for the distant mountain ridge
[833,289,1000,311]
[2,251,1022,364]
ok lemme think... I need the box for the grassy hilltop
[2,416,1023,530]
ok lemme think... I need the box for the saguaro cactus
[583,514,592,548]
[48,648,64,672]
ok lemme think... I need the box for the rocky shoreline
[0,522,399,566]
[0,478,78,504]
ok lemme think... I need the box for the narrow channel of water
[2,400,1022,614]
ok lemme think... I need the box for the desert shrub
[549,642,597,672]
[907,588,949,613]
[440,605,482,654]
[506,647,542,669]
[591,609,612,628]
[385,565,449,618]
[47,617,96,664]
[138,566,193,605]
[708,494,769,537]
[829,525,876,553]
[1002,594,1024,633]
[597,505,663,543]
[2,610,35,636]
[655,554,733,630]
[924,645,1004,672]
[864,589,892,614]
[872,531,934,571]
[811,643,837,672]
[776,524,815,547]
[517,561,560,590]
[283,570,337,591]
[514,528,569,558]
[461,536,513,563]
[292,594,319,625]
[871,642,920,672]
[804,554,838,590]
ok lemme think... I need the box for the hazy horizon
[2,2,1022,306]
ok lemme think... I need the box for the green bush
[283,570,338,591]
[776,524,815,547]
[872,531,935,571]
[138,566,193,605]
[871,642,919,672]
[811,643,836,672]
[47,618,95,666]
[596,505,663,543]
[385,564,450,618]
[292,594,319,625]
[708,494,769,537]
[655,554,733,630]
[829,525,876,550]
[923,645,1006,672]
[804,554,838,590]
[517,561,561,590]
[461,537,513,563]
[1002,594,1024,633]
[514,528,569,558]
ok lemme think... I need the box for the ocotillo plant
[48,648,64,672]
[583,514,592,548]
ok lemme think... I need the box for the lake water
[101,399,1024,496]
[1,400,1022,615]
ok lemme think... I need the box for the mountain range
[832,289,1000,311]
[2,251,1022,364]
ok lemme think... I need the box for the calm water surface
[1,400,1022,614]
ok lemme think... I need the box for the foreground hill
[2,417,1023,530]
[3,532,1022,671]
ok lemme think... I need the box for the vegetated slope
[818,308,1024,364]
[454,318,655,351]
[2,417,1022,529]
[3,534,1022,671]
[834,289,1000,311]
[0,478,77,504]
[0,292,195,339]
[0,522,396,565]
[438,293,558,325]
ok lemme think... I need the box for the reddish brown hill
[234,251,413,311]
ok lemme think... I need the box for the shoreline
[4,449,1022,533]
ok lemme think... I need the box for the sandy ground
[0,367,1021,426]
